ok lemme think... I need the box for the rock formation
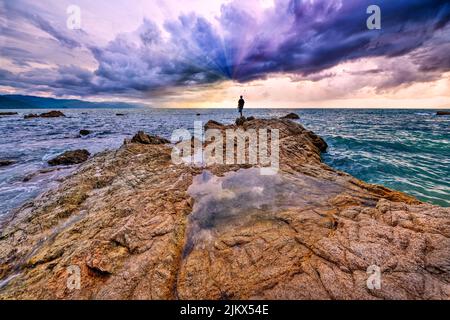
[130,131,170,145]
[48,150,91,166]
[0,118,449,300]
[0,160,15,167]
[0,112,18,116]
[236,116,246,126]
[79,130,91,136]
[437,111,450,116]
[24,111,65,119]
[281,113,300,120]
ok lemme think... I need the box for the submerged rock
[0,117,449,300]
[0,160,15,167]
[0,112,18,116]
[437,111,450,116]
[24,111,65,119]
[48,149,90,166]
[281,112,300,120]
[79,129,91,136]
[131,131,170,145]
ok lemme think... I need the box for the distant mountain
[0,95,141,109]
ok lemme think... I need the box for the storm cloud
[1,0,449,99]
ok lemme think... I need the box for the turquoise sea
[0,108,449,221]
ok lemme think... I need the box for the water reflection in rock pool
[184,168,344,256]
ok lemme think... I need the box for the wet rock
[48,149,90,166]
[116,113,125,116]
[131,131,170,145]
[281,112,300,120]
[304,130,328,153]
[24,113,39,119]
[437,111,450,116]
[24,111,65,119]
[0,160,15,167]
[0,117,449,300]
[246,116,255,121]
[0,112,18,116]
[41,111,65,118]
[236,116,246,126]
[79,130,91,136]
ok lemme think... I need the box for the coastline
[0,117,449,300]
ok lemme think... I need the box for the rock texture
[24,111,65,119]
[48,150,91,166]
[0,118,449,300]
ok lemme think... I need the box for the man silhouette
[238,96,245,117]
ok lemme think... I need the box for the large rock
[48,150,91,166]
[0,118,449,300]
[437,111,450,116]
[24,111,65,119]
[235,116,246,126]
[281,112,300,120]
[131,131,170,145]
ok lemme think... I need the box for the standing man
[238,95,245,117]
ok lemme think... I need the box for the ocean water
[0,108,449,221]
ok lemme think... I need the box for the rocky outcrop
[437,111,450,116]
[0,118,449,300]
[236,116,246,126]
[24,111,65,119]
[204,120,224,130]
[281,113,300,120]
[48,150,91,166]
[130,131,170,145]
[235,116,256,126]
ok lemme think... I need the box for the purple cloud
[1,0,449,99]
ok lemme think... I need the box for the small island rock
[0,160,16,167]
[281,112,300,120]
[131,131,170,145]
[48,149,90,166]
[25,111,65,119]
[79,129,91,136]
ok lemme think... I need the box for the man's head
[240,96,243,99]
